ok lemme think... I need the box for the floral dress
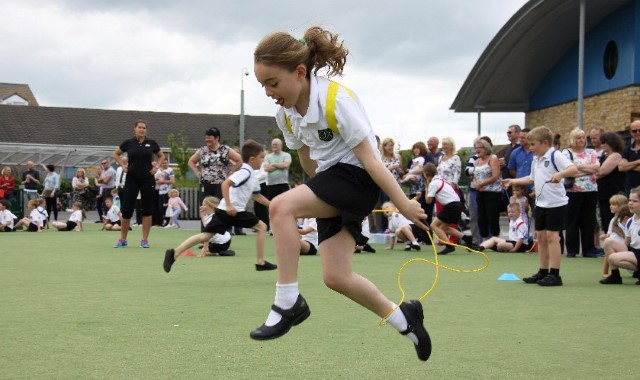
[437,155,462,186]
[198,144,232,185]
[382,154,402,183]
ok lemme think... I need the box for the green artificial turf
[1,226,637,379]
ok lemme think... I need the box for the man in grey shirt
[264,138,292,201]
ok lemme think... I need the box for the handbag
[42,189,53,198]
[562,149,575,190]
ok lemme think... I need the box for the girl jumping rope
[250,26,431,361]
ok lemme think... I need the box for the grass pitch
[1,225,637,379]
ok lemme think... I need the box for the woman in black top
[113,119,165,248]
[596,132,626,232]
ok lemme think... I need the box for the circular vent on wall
[603,40,618,80]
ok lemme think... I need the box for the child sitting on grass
[599,194,633,283]
[0,199,17,232]
[51,202,85,231]
[102,197,122,231]
[298,217,319,255]
[477,203,530,252]
[14,199,44,232]
[198,196,234,257]
[382,201,421,251]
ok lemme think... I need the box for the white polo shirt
[625,215,640,249]
[1,209,16,229]
[530,148,572,208]
[300,218,319,246]
[508,217,529,241]
[106,205,121,223]
[69,210,83,223]
[426,176,460,205]
[218,163,260,212]
[389,212,412,231]
[276,75,380,173]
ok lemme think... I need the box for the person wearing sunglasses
[619,120,640,195]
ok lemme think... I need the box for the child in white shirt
[52,202,85,231]
[382,202,421,251]
[103,197,122,231]
[298,218,319,255]
[478,203,530,252]
[198,196,234,257]
[14,199,44,232]
[0,199,17,232]
[600,195,631,278]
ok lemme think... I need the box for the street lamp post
[239,67,249,145]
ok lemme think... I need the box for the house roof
[0,104,277,149]
[0,83,39,106]
[451,0,633,113]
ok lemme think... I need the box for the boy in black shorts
[422,163,475,254]
[163,140,276,273]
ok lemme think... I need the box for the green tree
[167,125,192,181]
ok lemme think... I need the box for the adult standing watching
[113,119,165,248]
[94,159,116,222]
[42,164,60,223]
[21,161,40,203]
[115,156,128,199]
[619,120,640,195]
[426,136,443,166]
[563,127,600,258]
[497,124,521,181]
[0,166,16,203]
[596,132,625,234]
[264,138,292,201]
[188,127,242,200]
[157,159,175,225]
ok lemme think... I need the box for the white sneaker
[164,224,173,229]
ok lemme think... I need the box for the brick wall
[525,86,640,146]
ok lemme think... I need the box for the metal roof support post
[577,0,586,130]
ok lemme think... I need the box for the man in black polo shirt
[620,120,640,195]
[21,161,40,214]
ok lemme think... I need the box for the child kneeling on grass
[421,163,474,255]
[477,203,531,252]
[164,140,274,272]
[102,197,122,231]
[198,196,234,257]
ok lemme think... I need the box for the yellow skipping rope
[370,209,491,326]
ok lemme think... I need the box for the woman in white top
[473,138,503,241]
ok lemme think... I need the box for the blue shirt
[508,146,534,189]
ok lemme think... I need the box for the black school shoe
[537,274,563,287]
[599,275,622,285]
[218,249,236,256]
[250,294,311,340]
[163,249,175,273]
[438,246,455,255]
[362,244,376,253]
[523,271,547,284]
[399,300,432,362]
[255,261,277,271]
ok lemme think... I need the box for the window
[603,40,618,80]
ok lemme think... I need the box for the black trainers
[404,243,412,251]
[255,261,278,271]
[398,300,432,362]
[537,274,563,287]
[218,249,236,256]
[599,275,622,285]
[250,294,310,340]
[523,271,547,284]
[163,249,175,273]
[438,246,455,255]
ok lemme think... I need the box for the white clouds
[1,0,526,149]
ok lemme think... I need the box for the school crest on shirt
[544,161,550,167]
[318,128,334,142]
